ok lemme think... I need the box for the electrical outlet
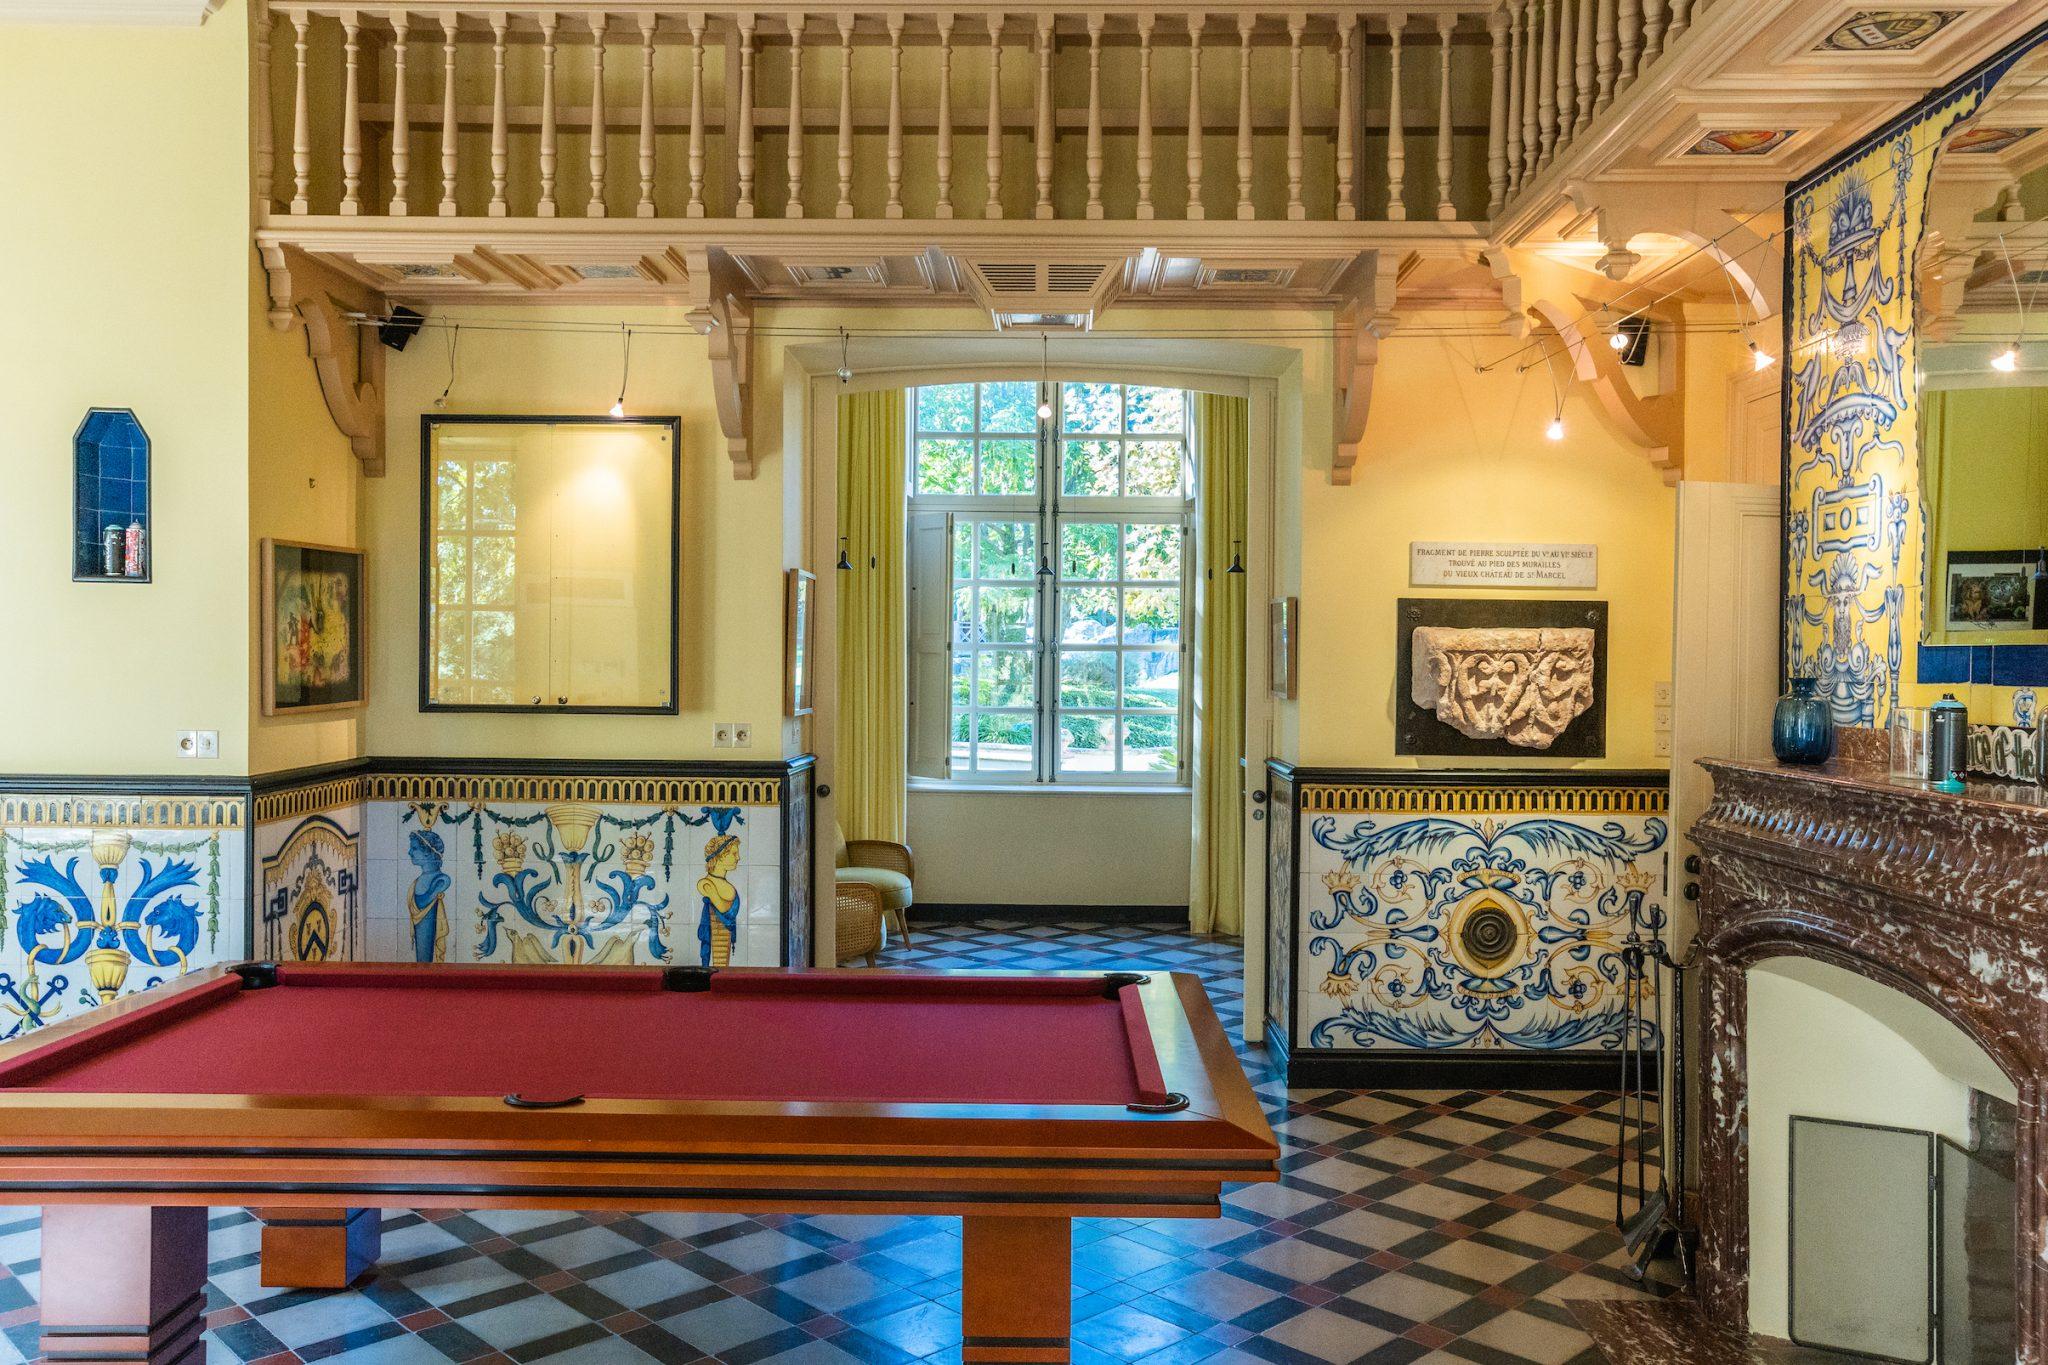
[732,723,753,748]
[713,723,735,749]
[1653,682,1673,707]
[176,730,219,760]
[1654,731,1672,758]
[1654,705,1672,731]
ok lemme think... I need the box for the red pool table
[0,962,1276,1364]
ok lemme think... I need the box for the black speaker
[1616,316,1651,367]
[378,306,426,352]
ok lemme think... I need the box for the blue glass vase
[1772,676,1835,764]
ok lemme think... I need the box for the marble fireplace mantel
[1685,736,2048,1362]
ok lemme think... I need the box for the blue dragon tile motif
[1301,808,1667,1053]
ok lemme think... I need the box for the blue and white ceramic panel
[254,799,365,963]
[0,792,246,1039]
[1294,785,1667,1055]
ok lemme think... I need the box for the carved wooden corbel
[685,246,758,479]
[262,243,388,476]
[1331,253,1403,486]
[1528,295,1685,483]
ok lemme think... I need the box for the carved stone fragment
[1409,626,1595,749]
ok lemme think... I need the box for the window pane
[1124,441,1184,496]
[952,653,971,706]
[434,459,469,528]
[1060,522,1117,580]
[979,438,1037,495]
[1123,650,1180,710]
[472,460,517,528]
[1125,387,1185,434]
[435,537,469,606]
[1061,382,1122,434]
[1061,587,1118,644]
[1062,439,1119,496]
[1059,651,1118,708]
[917,384,975,433]
[952,522,971,581]
[974,713,1035,772]
[976,649,1036,706]
[471,536,516,606]
[975,521,1037,579]
[435,613,472,688]
[1123,523,1181,581]
[1122,588,1180,645]
[951,711,972,769]
[980,381,1040,433]
[1122,715,1179,774]
[917,438,973,494]
[951,587,973,644]
[976,586,1036,643]
[472,611,516,682]
[1058,715,1116,772]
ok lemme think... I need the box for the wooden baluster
[1033,13,1054,219]
[737,13,758,216]
[1434,13,1454,220]
[1485,3,1508,214]
[1593,0,1616,113]
[488,12,509,216]
[536,13,557,216]
[1506,0,1524,192]
[886,12,906,216]
[340,10,362,214]
[1574,0,1594,132]
[388,10,411,214]
[836,13,856,217]
[787,14,807,217]
[1667,0,1691,44]
[438,12,459,215]
[1552,0,1572,157]
[1618,0,1640,84]
[1085,13,1105,218]
[289,8,311,213]
[935,13,954,218]
[1384,13,1405,221]
[1641,0,1663,66]
[1335,12,1356,220]
[1535,0,1555,169]
[1185,13,1205,219]
[255,0,275,210]
[633,12,656,216]
[587,14,608,216]
[984,13,1005,218]
[687,12,707,216]
[1284,13,1304,220]
[1519,0,1538,183]
[1234,13,1254,220]
[1134,14,1154,218]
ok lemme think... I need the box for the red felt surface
[0,971,1153,1107]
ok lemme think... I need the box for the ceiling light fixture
[609,323,632,418]
[1993,233,2027,375]
[1750,341,1777,371]
[836,327,853,384]
[1036,334,1054,422]
[434,323,461,410]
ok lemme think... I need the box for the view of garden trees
[912,381,1191,779]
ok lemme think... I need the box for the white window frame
[908,379,1194,788]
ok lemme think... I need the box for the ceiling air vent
[959,257,1126,330]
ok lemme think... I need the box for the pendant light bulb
[1993,344,2021,374]
[1608,329,1630,352]
[609,324,632,418]
[609,399,626,419]
[1545,416,1566,442]
[836,328,854,385]
[1750,341,1776,371]
[1036,335,1055,421]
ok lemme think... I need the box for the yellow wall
[0,7,255,774]
[1297,325,1677,768]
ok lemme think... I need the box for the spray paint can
[101,524,123,577]
[1929,694,1969,793]
[123,521,146,578]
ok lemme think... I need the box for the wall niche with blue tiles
[73,409,150,583]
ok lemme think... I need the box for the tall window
[907,380,1192,784]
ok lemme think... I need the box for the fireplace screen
[1789,1117,1935,1362]
[1939,1136,2016,1363]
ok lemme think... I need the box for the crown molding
[0,0,223,24]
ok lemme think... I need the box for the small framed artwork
[261,539,367,715]
[1944,550,2046,633]
[787,568,816,716]
[1269,597,1299,700]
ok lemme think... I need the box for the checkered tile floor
[0,921,1671,1364]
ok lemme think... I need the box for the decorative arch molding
[261,243,388,476]
[1526,295,1686,482]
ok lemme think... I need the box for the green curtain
[836,390,909,844]
[1189,394,1248,937]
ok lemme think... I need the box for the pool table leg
[960,1215,1071,1364]
[39,1205,206,1365]
[255,1207,382,1288]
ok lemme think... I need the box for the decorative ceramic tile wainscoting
[0,758,815,1035]
[1264,765,1670,1088]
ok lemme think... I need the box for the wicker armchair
[833,823,915,948]
[834,882,884,967]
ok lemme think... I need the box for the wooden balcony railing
[254,0,1714,226]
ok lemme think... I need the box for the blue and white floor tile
[0,920,1670,1364]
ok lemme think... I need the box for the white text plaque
[1409,542,1598,589]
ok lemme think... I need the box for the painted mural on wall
[1783,28,2048,725]
[372,790,784,968]
[0,794,245,1039]
[257,806,364,963]
[1295,784,1667,1054]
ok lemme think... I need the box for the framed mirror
[421,415,680,713]
[1917,55,2048,648]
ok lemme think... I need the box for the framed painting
[262,539,367,715]
[1269,597,1298,700]
[787,568,816,717]
[1943,550,2046,633]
